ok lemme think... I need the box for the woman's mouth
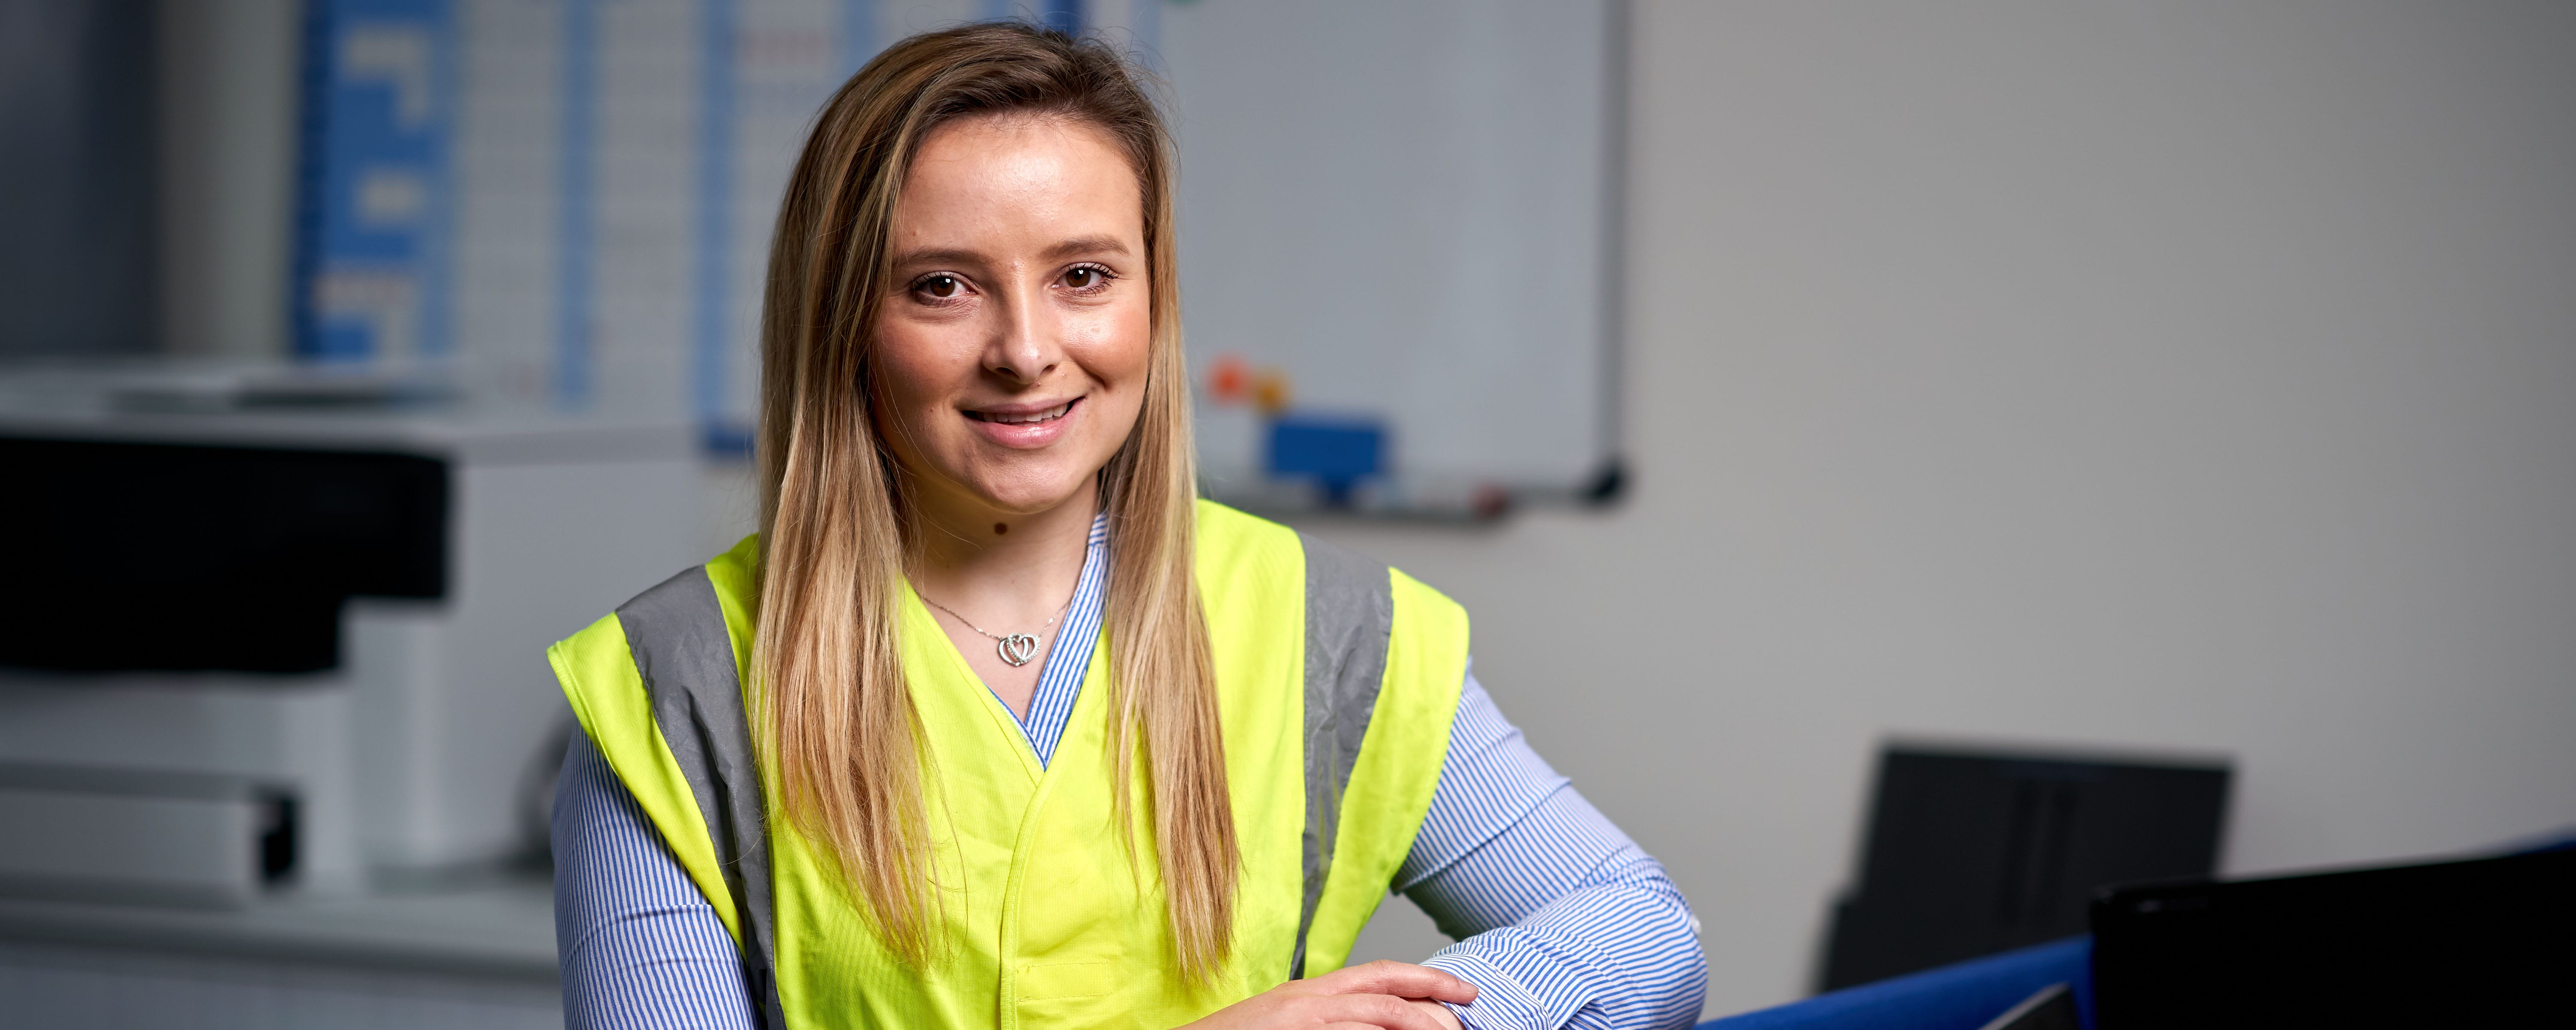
[967,400,1074,424]
[963,397,1081,448]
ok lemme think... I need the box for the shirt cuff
[1423,942,1592,1030]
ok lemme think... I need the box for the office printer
[0,365,701,903]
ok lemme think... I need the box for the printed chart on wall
[297,0,1624,514]
[297,0,1090,448]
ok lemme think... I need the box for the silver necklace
[918,592,1075,667]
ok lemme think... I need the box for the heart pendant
[997,633,1040,667]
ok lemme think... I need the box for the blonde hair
[752,22,1233,978]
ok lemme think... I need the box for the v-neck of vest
[898,581,1055,785]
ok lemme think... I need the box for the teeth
[978,402,1070,424]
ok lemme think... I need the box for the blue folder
[1700,936,2092,1030]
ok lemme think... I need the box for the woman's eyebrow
[1042,234,1130,260]
[891,247,987,269]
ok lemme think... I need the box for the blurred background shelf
[0,877,556,982]
[0,877,559,1030]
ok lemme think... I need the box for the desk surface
[0,876,557,983]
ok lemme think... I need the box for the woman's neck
[906,476,1100,631]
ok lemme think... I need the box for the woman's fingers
[1179,964,1478,1030]
[1313,960,1479,1006]
[1406,998,1467,1030]
[1299,991,1458,1030]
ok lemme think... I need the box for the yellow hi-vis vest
[548,500,1469,1030]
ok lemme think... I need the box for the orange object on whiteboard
[1252,370,1292,415]
[1207,354,1251,404]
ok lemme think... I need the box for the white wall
[1318,0,2576,1018]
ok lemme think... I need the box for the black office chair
[1817,742,2230,991]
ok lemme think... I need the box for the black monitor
[2091,847,2574,1027]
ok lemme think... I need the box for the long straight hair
[752,23,1232,978]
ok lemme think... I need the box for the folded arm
[1404,673,1708,1030]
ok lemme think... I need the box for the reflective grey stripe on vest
[616,567,787,1030]
[1289,533,1396,980]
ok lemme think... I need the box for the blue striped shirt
[553,518,1705,1029]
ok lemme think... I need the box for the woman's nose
[985,286,1062,382]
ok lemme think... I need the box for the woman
[549,22,1703,1030]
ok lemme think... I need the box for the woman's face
[872,114,1152,519]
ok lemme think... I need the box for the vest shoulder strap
[612,565,788,1030]
[1289,530,1396,977]
[1284,532,1470,978]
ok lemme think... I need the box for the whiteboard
[1151,0,1625,509]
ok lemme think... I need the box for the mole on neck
[993,522,1009,536]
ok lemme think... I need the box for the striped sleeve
[552,731,756,1030]
[1407,672,1709,1030]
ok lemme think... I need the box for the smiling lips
[967,400,1073,424]
[964,397,1080,447]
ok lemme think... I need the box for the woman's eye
[917,274,963,299]
[1063,265,1109,291]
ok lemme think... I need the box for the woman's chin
[960,470,1098,517]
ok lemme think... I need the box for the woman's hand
[1179,960,1476,1030]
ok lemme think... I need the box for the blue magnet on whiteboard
[1265,414,1385,506]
